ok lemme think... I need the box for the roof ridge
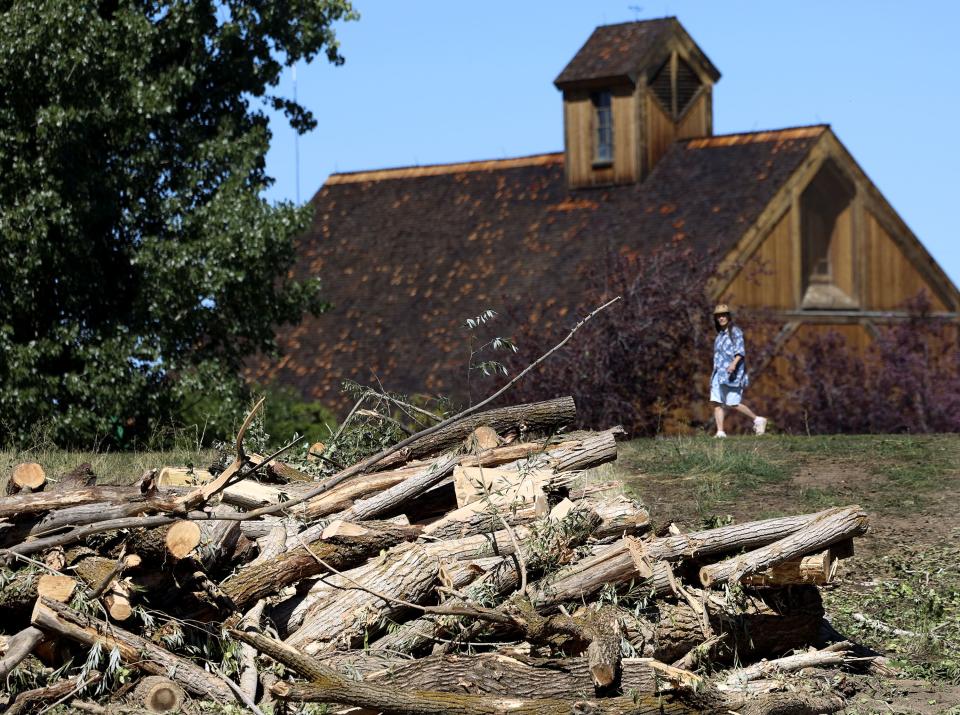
[682,125,829,149]
[593,16,676,28]
[324,152,564,185]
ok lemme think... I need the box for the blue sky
[263,1,960,288]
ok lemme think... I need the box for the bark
[283,542,440,654]
[5,673,102,715]
[220,479,316,511]
[194,504,242,574]
[532,510,830,608]
[0,484,175,521]
[375,396,576,469]
[721,642,850,689]
[0,626,44,679]
[4,514,183,560]
[31,596,234,701]
[53,462,99,490]
[297,466,421,519]
[221,519,420,611]
[740,549,835,588]
[365,652,658,697]
[699,506,869,587]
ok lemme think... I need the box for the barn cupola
[554,18,720,189]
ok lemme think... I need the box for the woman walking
[710,304,767,437]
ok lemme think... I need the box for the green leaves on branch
[0,0,357,446]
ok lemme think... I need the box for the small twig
[212,664,266,715]
[0,549,72,577]
[356,409,415,436]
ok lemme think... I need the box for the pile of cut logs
[0,396,876,714]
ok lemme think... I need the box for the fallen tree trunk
[699,506,868,587]
[283,542,440,654]
[0,484,177,521]
[31,596,234,701]
[375,396,577,470]
[222,519,420,611]
[531,510,832,608]
[365,652,658,697]
[0,626,44,679]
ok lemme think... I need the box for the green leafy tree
[0,0,357,446]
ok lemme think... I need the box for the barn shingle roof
[248,126,827,409]
[554,18,720,88]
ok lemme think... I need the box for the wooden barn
[250,17,959,414]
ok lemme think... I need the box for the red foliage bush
[772,294,960,434]
[508,245,718,435]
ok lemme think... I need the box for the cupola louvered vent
[675,57,701,115]
[650,60,672,113]
[649,54,703,119]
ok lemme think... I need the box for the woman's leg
[714,404,726,434]
[734,403,757,420]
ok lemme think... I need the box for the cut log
[238,600,266,702]
[0,483,179,522]
[0,626,44,679]
[132,675,187,713]
[104,580,134,621]
[5,673,102,715]
[465,425,500,452]
[6,462,46,495]
[36,574,77,603]
[221,519,420,611]
[374,396,576,469]
[453,465,550,509]
[165,520,202,559]
[740,548,836,587]
[31,596,234,701]
[194,504,242,574]
[329,451,461,524]
[699,506,869,587]
[157,466,214,487]
[283,542,440,654]
[297,466,420,519]
[365,652,657,697]
[531,510,832,608]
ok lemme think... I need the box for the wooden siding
[645,90,710,174]
[864,211,948,310]
[563,85,638,189]
[829,203,856,300]
[722,209,796,310]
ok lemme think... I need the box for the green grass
[825,545,960,684]
[614,433,959,520]
[0,447,217,488]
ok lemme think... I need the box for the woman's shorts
[710,383,742,406]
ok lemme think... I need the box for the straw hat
[713,303,732,315]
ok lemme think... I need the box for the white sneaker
[753,417,768,436]
[715,431,727,439]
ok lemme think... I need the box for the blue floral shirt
[712,326,749,388]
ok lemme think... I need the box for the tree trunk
[0,626,44,679]
[532,510,832,608]
[365,652,658,698]
[31,596,234,701]
[699,506,868,587]
[283,542,440,654]
[221,519,420,611]
[0,484,177,520]
[375,396,576,469]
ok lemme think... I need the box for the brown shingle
[250,126,827,410]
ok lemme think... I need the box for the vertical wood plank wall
[864,212,947,310]
[563,85,637,189]
[645,91,710,173]
[723,209,796,309]
[829,204,856,301]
